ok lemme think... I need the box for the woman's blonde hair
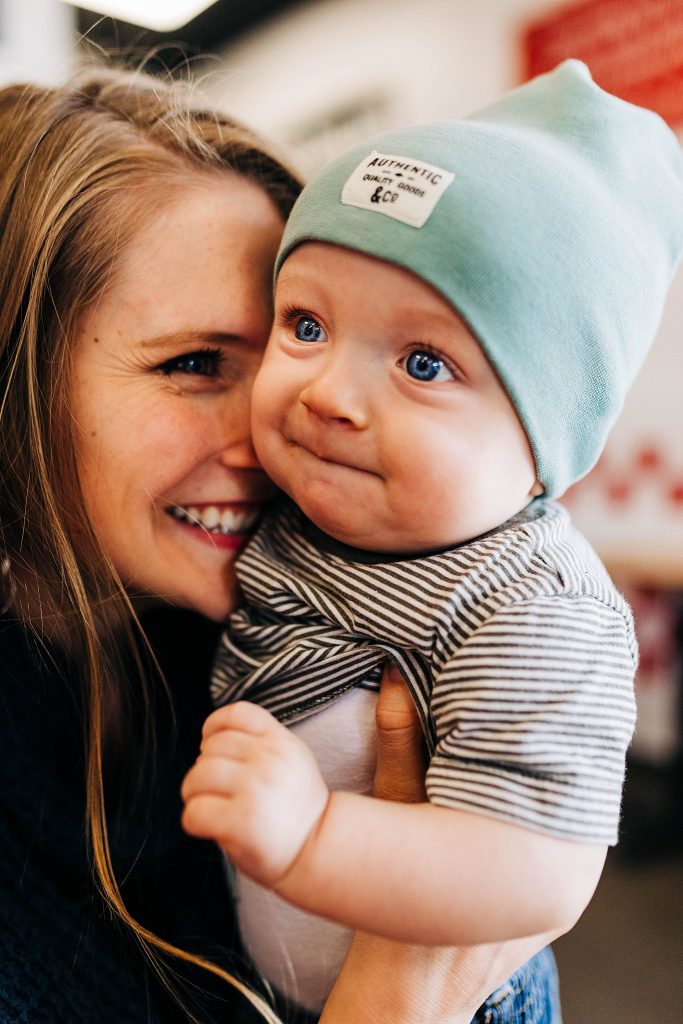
[0,65,301,1023]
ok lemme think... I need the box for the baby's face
[252,242,540,553]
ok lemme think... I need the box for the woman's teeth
[168,504,259,535]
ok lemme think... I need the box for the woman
[0,67,560,1023]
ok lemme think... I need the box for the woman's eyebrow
[138,330,244,350]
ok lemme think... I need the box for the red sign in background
[564,442,683,513]
[523,0,683,128]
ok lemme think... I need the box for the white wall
[202,0,551,172]
[0,0,74,86]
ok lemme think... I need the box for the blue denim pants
[259,945,561,1024]
[470,947,562,1024]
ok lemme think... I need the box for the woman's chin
[126,579,237,622]
[122,533,245,623]
[170,573,240,622]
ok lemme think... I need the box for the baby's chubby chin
[284,480,433,555]
[290,477,539,557]
[274,463,390,550]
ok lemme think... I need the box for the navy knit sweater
[0,607,263,1024]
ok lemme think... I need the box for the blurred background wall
[2,2,682,1021]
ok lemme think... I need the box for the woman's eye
[294,316,326,344]
[403,349,454,383]
[159,348,222,377]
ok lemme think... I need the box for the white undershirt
[234,686,378,1014]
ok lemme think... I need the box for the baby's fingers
[181,792,239,843]
[200,727,258,761]
[181,754,242,804]
[201,701,280,743]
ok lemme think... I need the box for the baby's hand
[181,702,329,887]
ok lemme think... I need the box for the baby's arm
[181,700,605,946]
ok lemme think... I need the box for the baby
[182,60,683,1015]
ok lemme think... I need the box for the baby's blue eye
[404,350,453,383]
[294,316,326,343]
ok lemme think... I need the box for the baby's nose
[299,360,369,428]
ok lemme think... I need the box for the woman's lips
[166,503,261,550]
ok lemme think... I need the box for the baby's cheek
[250,372,279,450]
[251,425,292,499]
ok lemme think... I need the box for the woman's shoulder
[0,619,142,1021]
[0,607,243,1023]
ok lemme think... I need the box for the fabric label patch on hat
[341,150,455,228]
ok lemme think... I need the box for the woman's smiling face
[71,175,284,620]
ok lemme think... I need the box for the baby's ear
[529,480,545,497]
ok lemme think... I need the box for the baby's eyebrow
[138,330,244,350]
[275,267,324,292]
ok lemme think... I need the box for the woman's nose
[299,357,369,428]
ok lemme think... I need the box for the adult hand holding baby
[325,667,563,1024]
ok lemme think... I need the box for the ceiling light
[64,0,217,32]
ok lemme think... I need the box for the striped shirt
[212,497,637,844]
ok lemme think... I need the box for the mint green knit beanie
[275,60,683,497]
